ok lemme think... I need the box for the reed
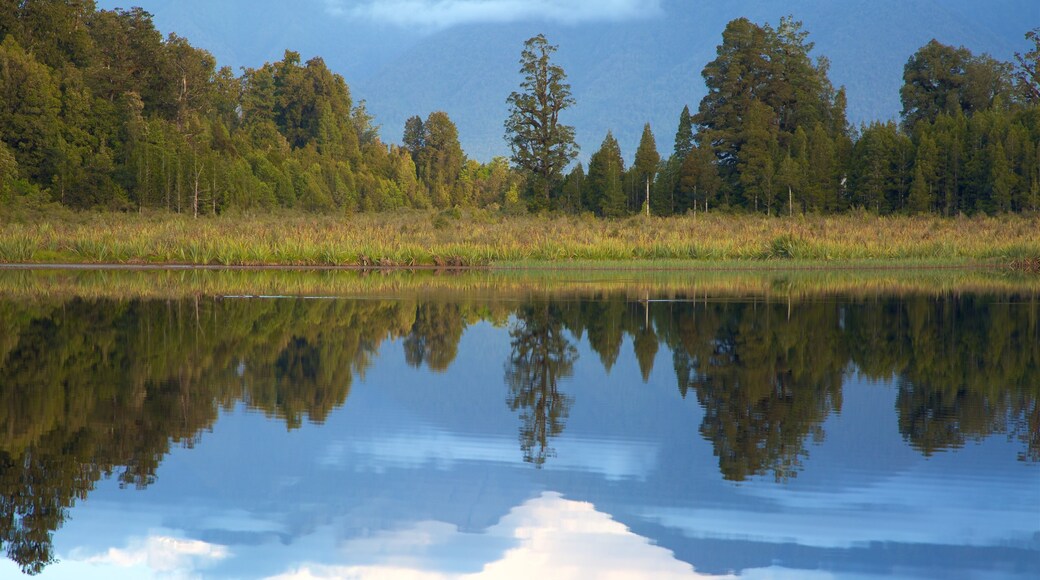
[1,210,1037,267]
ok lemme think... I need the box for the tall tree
[586,131,626,217]
[504,34,578,211]
[738,101,778,213]
[677,144,722,212]
[417,111,464,208]
[694,17,848,207]
[631,123,660,214]
[1014,28,1040,104]
[900,39,1013,130]
[402,115,424,161]
[673,105,694,159]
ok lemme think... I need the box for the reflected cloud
[325,0,662,29]
[267,492,717,579]
[319,431,658,480]
[68,534,229,578]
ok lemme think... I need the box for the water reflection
[506,301,578,466]
[0,289,1037,575]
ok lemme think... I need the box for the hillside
[356,0,1033,160]
[96,0,1032,161]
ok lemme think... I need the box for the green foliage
[1015,28,1040,103]
[900,39,1014,130]
[630,123,660,213]
[693,16,849,210]
[586,132,626,217]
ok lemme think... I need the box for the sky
[323,0,664,29]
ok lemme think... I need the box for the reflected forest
[1,292,1038,573]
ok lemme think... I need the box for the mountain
[355,0,1033,161]
[97,0,1035,162]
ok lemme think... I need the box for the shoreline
[0,259,1022,272]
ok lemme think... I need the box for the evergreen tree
[562,163,584,213]
[587,132,626,217]
[673,105,694,159]
[677,144,722,212]
[632,123,660,214]
[908,164,931,213]
[694,17,848,209]
[990,141,1013,212]
[402,115,425,161]
[417,111,464,208]
[738,101,779,213]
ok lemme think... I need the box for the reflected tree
[505,301,578,466]
[667,300,847,481]
[404,303,465,372]
[0,296,421,574]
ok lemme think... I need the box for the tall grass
[1,210,1037,267]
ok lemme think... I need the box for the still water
[0,270,1037,578]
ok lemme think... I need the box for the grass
[0,209,1038,268]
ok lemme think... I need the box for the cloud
[69,535,230,579]
[266,492,720,580]
[325,0,663,29]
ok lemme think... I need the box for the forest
[1,2,1038,218]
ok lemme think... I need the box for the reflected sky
[0,292,1037,579]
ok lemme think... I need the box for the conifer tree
[673,106,694,159]
[632,123,660,214]
[587,132,626,217]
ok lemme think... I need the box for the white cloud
[266,492,722,580]
[324,0,662,29]
[69,535,230,579]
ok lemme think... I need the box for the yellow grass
[1,210,1037,267]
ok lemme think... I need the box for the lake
[0,269,1037,579]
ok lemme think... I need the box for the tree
[562,162,584,213]
[910,133,939,213]
[505,302,577,467]
[1015,28,1040,103]
[677,144,722,212]
[694,17,848,207]
[504,34,578,211]
[417,111,464,208]
[0,36,62,184]
[631,123,660,214]
[738,101,778,213]
[673,105,694,159]
[402,115,424,161]
[587,131,626,217]
[900,39,1013,130]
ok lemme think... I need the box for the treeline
[569,19,1040,216]
[0,3,1038,216]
